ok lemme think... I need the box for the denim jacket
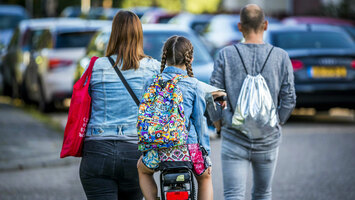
[85,56,160,142]
[145,66,211,154]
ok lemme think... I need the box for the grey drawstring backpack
[231,45,278,139]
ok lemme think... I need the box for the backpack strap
[234,45,249,74]
[260,46,275,73]
[107,56,140,106]
[234,45,275,74]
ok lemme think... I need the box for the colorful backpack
[137,74,189,152]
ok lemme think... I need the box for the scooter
[159,161,196,200]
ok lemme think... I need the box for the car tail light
[351,60,355,69]
[166,191,189,200]
[49,58,73,70]
[291,59,304,71]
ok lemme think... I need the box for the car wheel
[11,78,19,99]
[2,78,12,97]
[38,78,54,113]
[21,81,31,104]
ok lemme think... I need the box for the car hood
[287,48,355,58]
[192,62,214,84]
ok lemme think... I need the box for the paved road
[1,103,355,200]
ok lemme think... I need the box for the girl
[79,11,160,200]
[137,36,213,200]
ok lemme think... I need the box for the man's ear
[238,22,243,32]
[264,20,268,31]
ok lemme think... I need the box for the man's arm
[207,50,226,123]
[278,54,297,125]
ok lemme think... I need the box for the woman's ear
[191,57,194,63]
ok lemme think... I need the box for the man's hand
[212,91,227,109]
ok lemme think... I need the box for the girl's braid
[160,49,168,73]
[184,48,194,77]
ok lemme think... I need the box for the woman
[79,11,160,200]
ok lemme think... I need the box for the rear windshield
[272,31,354,49]
[55,31,96,48]
[0,14,26,30]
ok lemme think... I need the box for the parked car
[14,18,110,111]
[0,5,29,49]
[203,14,242,50]
[204,14,280,53]
[0,18,50,98]
[74,24,214,84]
[85,7,122,20]
[60,6,82,18]
[282,16,355,40]
[129,7,165,19]
[141,9,178,24]
[264,24,355,109]
[169,13,214,35]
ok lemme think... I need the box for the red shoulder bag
[60,56,98,158]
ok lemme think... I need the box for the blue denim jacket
[85,56,160,142]
[145,66,211,154]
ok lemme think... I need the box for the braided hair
[160,36,194,77]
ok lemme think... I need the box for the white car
[23,18,111,112]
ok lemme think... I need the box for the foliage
[122,0,221,14]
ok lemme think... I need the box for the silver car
[23,18,111,111]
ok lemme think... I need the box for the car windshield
[55,31,96,48]
[272,31,354,49]
[0,14,25,30]
[143,31,211,64]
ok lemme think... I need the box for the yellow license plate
[310,66,347,78]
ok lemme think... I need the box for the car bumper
[295,82,355,108]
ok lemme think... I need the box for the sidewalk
[0,103,78,172]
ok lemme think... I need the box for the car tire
[38,78,54,113]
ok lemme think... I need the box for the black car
[265,24,355,109]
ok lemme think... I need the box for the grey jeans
[221,138,279,200]
[80,140,143,200]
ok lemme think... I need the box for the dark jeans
[80,140,143,200]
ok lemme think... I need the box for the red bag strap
[77,56,98,87]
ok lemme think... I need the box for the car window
[143,32,212,64]
[55,31,96,48]
[32,29,52,50]
[272,31,354,49]
[86,31,109,57]
[342,26,355,40]
[0,14,25,30]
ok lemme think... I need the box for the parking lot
[1,1,355,200]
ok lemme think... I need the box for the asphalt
[0,103,78,172]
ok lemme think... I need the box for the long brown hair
[160,36,194,77]
[105,10,147,70]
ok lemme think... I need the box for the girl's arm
[191,83,211,155]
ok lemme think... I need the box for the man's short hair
[240,4,265,33]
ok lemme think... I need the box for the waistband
[86,124,137,137]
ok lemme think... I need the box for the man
[209,4,296,200]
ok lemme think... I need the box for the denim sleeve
[191,82,211,155]
[278,54,297,125]
[208,50,225,122]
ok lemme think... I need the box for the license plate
[310,66,347,78]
